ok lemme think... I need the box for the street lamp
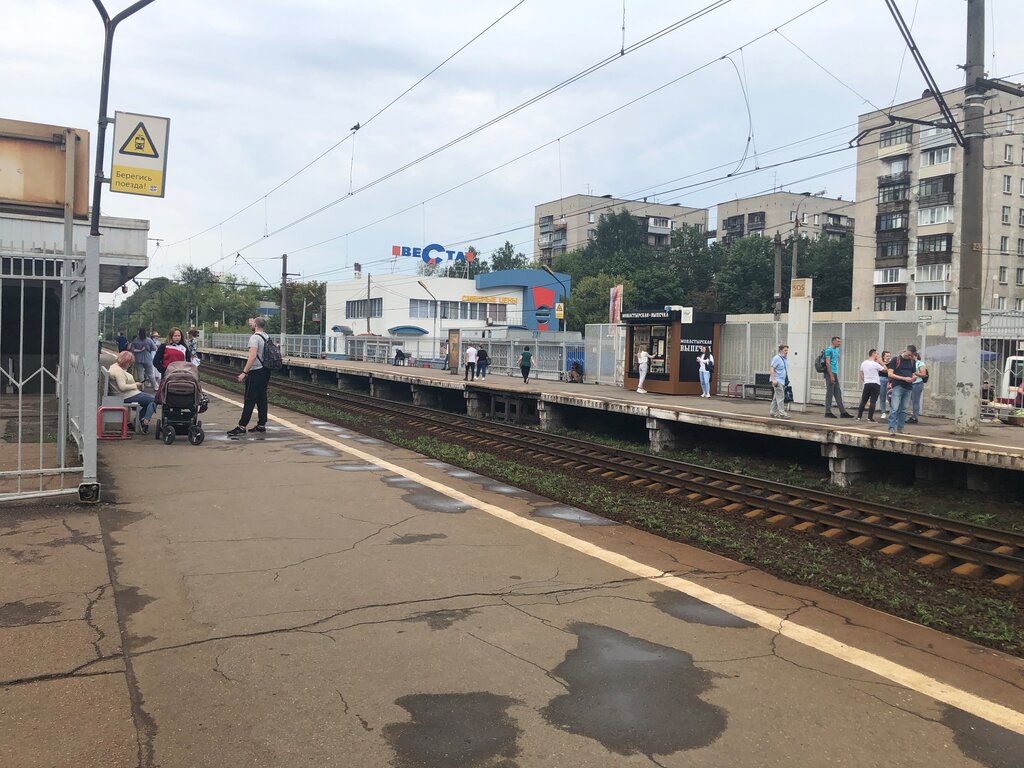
[791,190,827,280]
[417,280,440,357]
[541,265,567,333]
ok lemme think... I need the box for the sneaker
[855,417,862,421]
[824,413,837,418]
[251,425,266,433]
[897,428,905,433]
[637,388,647,394]
[888,428,896,435]
[227,426,247,437]
[906,418,918,424]
[840,413,854,419]
[867,418,876,423]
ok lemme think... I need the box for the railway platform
[3,389,1022,766]
[203,348,1024,489]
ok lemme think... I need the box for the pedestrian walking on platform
[769,344,789,418]
[517,347,533,383]
[877,351,891,415]
[908,352,928,424]
[823,336,853,419]
[476,347,490,380]
[228,316,271,436]
[129,328,158,390]
[464,343,478,381]
[636,348,651,393]
[116,330,129,352]
[697,346,714,398]
[886,345,917,435]
[856,349,885,422]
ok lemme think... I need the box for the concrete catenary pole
[955,0,985,434]
[280,253,288,351]
[773,232,783,321]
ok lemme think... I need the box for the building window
[917,175,953,198]
[884,157,909,176]
[874,296,903,312]
[879,184,910,203]
[917,234,952,253]
[1003,206,1012,224]
[919,126,953,143]
[1016,268,1024,286]
[1020,209,1024,226]
[650,217,670,228]
[813,214,820,226]
[788,210,795,222]
[345,298,382,319]
[1017,298,1024,311]
[999,266,1009,283]
[877,240,908,259]
[1020,178,1024,196]
[801,212,808,224]
[917,263,950,282]
[880,126,912,146]
[1019,238,1024,255]
[1001,236,1010,253]
[587,212,595,223]
[1009,114,1016,132]
[1005,175,1013,193]
[587,228,597,241]
[916,293,949,311]
[921,147,951,167]
[994,296,1007,310]
[1006,145,1015,163]
[409,298,436,318]
[877,212,908,230]
[876,268,902,284]
[917,206,954,226]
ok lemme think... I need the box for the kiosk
[623,308,726,396]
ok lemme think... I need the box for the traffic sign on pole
[110,111,169,197]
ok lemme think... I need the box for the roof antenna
[621,0,626,56]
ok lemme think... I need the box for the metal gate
[0,243,98,502]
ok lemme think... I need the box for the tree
[714,236,775,313]
[802,237,853,311]
[564,273,638,332]
[489,240,531,271]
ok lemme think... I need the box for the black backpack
[257,333,283,371]
[814,348,827,374]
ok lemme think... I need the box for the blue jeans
[124,391,156,422]
[912,381,924,419]
[888,386,912,432]
[476,361,488,378]
[699,370,711,396]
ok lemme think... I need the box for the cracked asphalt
[2,395,1023,767]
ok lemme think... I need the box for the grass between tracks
[205,374,1024,656]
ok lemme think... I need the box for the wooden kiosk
[622,308,726,396]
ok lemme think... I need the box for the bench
[100,366,142,432]
[742,373,775,400]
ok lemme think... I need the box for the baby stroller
[155,361,208,445]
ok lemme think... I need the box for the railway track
[203,360,1024,589]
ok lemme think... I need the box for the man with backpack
[819,336,853,419]
[228,316,279,436]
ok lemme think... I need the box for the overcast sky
[6,0,1023,297]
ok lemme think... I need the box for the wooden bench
[742,372,775,400]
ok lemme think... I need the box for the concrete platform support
[822,444,872,487]
[647,418,679,453]
[538,402,566,431]
[411,385,441,409]
[465,391,489,418]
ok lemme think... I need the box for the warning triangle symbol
[119,122,159,158]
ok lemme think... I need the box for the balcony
[878,170,911,185]
[876,199,910,214]
[918,191,954,207]
[873,268,908,286]
[876,228,909,242]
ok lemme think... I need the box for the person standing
[476,347,489,380]
[464,343,478,381]
[154,327,193,373]
[856,349,885,422]
[517,346,533,383]
[115,330,129,352]
[886,345,917,435]
[769,344,789,418]
[908,352,928,424]
[129,328,158,390]
[228,316,271,436]
[187,328,201,365]
[877,351,891,415]
[637,348,651,394]
[697,346,714,398]
[823,336,853,418]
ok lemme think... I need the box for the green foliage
[489,240,531,271]
[715,236,775,313]
[564,274,638,332]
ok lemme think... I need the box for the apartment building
[534,194,706,263]
[852,84,1024,314]
[714,191,854,245]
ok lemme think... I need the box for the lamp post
[541,265,567,333]
[791,190,827,280]
[417,280,440,357]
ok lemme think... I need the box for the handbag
[784,384,794,403]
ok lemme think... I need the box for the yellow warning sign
[118,122,159,158]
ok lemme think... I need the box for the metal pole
[773,232,783,321]
[88,0,158,237]
[366,273,372,334]
[791,219,800,281]
[280,253,288,351]
[955,0,985,435]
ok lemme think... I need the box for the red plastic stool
[97,406,129,439]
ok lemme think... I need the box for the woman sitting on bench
[109,351,156,433]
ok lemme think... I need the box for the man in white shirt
[856,348,886,422]
[464,344,478,381]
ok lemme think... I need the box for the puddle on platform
[532,505,617,526]
[383,692,520,768]
[355,437,384,445]
[401,491,472,514]
[390,533,448,545]
[383,476,426,491]
[401,607,476,631]
[942,707,1024,768]
[0,600,61,627]
[287,442,341,458]
[326,462,385,473]
[423,460,454,470]
[446,469,482,480]
[541,623,726,757]
[651,590,756,629]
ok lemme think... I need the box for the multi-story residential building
[534,194,706,263]
[852,84,1024,313]
[714,191,854,245]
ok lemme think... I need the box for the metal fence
[208,333,324,358]
[1,242,96,501]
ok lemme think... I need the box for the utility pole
[366,274,372,334]
[280,253,288,352]
[955,0,985,435]
[791,219,800,282]
[773,233,783,321]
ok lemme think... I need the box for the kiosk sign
[110,111,169,197]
